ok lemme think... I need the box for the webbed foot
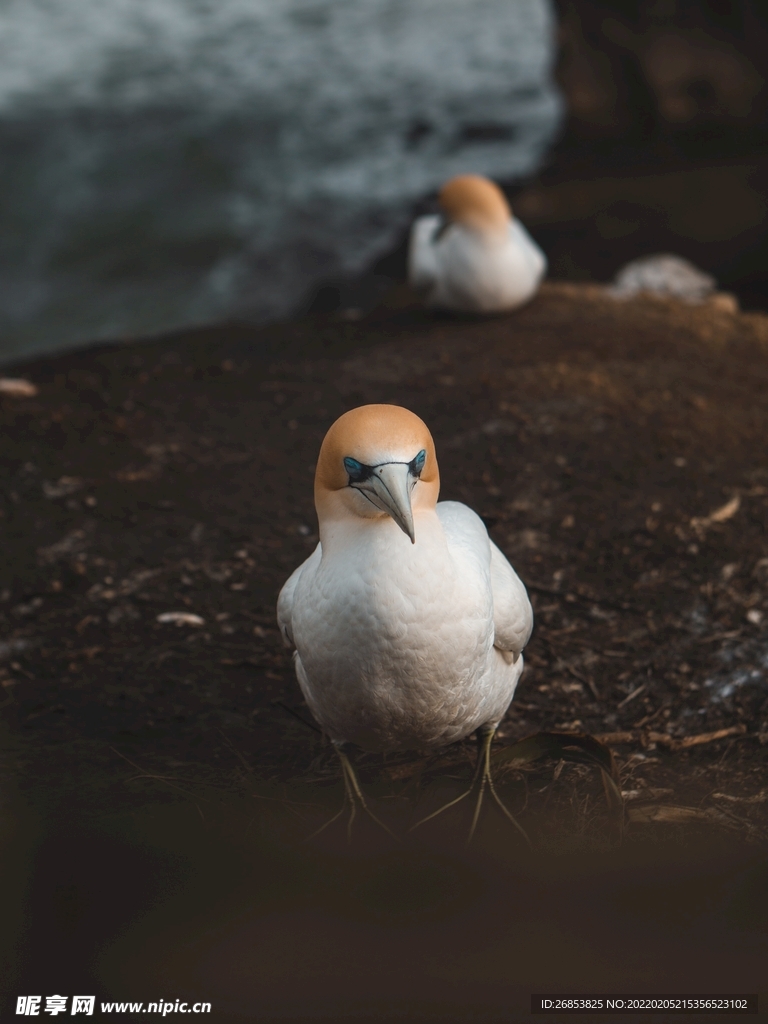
[308,743,398,842]
[410,727,530,846]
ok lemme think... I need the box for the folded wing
[276,543,321,648]
[407,214,442,293]
[436,500,533,658]
[489,538,533,658]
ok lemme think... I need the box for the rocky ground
[2,282,767,825]
[2,282,767,1019]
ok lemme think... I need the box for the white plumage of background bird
[408,174,546,314]
[277,404,533,838]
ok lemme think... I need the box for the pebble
[156,612,205,627]
[0,377,38,398]
[608,254,716,302]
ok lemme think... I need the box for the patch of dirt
[1,282,767,846]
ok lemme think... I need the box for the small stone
[42,477,84,499]
[708,292,739,314]
[157,611,205,626]
[0,377,38,398]
[608,254,716,303]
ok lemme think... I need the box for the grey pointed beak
[354,462,416,543]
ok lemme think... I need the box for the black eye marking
[344,451,426,486]
[343,457,373,484]
[432,218,452,243]
[410,449,427,477]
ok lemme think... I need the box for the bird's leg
[411,726,530,846]
[468,726,530,845]
[308,742,397,842]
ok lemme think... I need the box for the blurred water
[0,0,561,363]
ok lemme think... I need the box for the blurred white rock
[0,377,38,397]
[0,0,561,363]
[157,612,205,627]
[607,254,716,303]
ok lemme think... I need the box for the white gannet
[277,404,533,839]
[407,174,546,314]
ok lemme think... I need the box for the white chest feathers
[278,501,533,752]
[408,216,546,313]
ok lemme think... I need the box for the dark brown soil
[2,283,767,1021]
[2,283,767,812]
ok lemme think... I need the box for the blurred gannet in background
[278,404,533,840]
[408,174,546,313]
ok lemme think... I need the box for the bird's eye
[410,449,427,477]
[344,457,370,483]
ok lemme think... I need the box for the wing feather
[407,215,441,292]
[276,543,321,648]
[489,538,533,655]
[436,501,532,656]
